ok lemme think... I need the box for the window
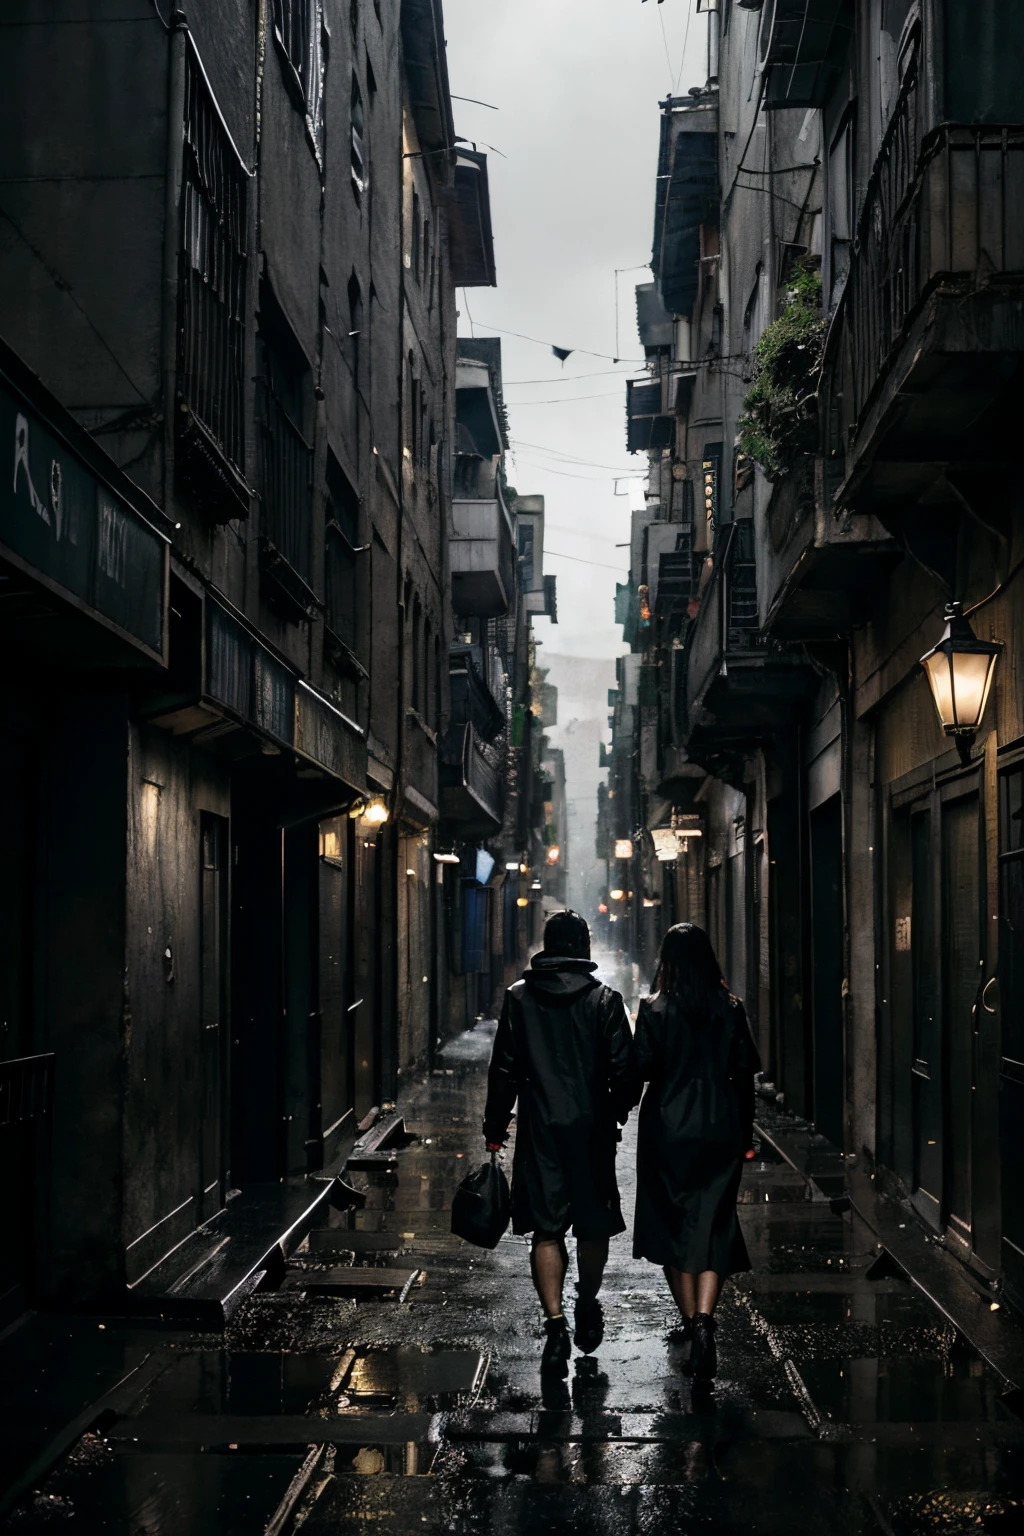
[827,113,854,306]
[258,287,313,582]
[325,454,360,655]
[178,46,248,482]
[412,191,421,281]
[272,0,324,151]
[347,272,363,385]
[411,597,423,714]
[351,77,366,200]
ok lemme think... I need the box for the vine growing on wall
[737,260,825,480]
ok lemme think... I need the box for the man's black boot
[573,1290,604,1355]
[689,1313,717,1382]
[541,1315,571,1378]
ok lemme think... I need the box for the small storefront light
[920,601,1001,761]
[614,838,633,859]
[516,896,529,908]
[546,845,561,865]
[609,888,625,902]
[433,849,461,865]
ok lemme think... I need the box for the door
[910,803,943,1226]
[352,824,378,1117]
[810,795,844,1147]
[319,816,353,1165]
[0,731,42,1310]
[198,813,228,1220]
[999,764,1024,1302]
[941,793,981,1248]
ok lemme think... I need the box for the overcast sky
[443,0,708,889]
[444,0,708,661]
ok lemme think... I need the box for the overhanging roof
[449,149,497,287]
[759,0,854,109]
[652,97,718,319]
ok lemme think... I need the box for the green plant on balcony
[738,261,824,480]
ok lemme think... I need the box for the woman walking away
[633,924,761,1384]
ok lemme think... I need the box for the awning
[449,150,497,287]
[652,104,719,318]
[759,0,854,109]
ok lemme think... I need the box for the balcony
[682,521,815,773]
[756,465,899,639]
[821,63,1024,524]
[758,0,854,111]
[450,493,515,617]
[449,642,506,742]
[440,722,504,836]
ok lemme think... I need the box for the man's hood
[523,954,600,1002]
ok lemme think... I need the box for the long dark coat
[483,957,638,1240]
[633,989,760,1276]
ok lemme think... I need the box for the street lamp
[920,602,1002,763]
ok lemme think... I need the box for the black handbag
[451,1152,511,1249]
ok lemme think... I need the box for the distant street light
[920,602,1001,762]
[609,888,625,902]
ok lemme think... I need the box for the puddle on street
[134,1351,339,1418]
[798,1348,1020,1428]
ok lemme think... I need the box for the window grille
[258,295,313,584]
[179,45,248,482]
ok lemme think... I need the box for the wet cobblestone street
[4,967,1024,1535]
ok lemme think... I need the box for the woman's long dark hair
[653,923,727,1022]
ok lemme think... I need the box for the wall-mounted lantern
[546,845,561,865]
[609,888,626,902]
[614,838,633,859]
[920,602,1002,763]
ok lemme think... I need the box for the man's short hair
[543,909,591,959]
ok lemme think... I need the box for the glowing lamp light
[516,896,529,908]
[433,849,461,865]
[614,839,633,859]
[505,861,520,871]
[546,845,561,865]
[609,888,625,902]
[597,902,609,914]
[920,602,1001,762]
[363,796,389,825]
[519,862,529,874]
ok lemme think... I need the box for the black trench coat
[483,957,638,1240]
[633,989,761,1276]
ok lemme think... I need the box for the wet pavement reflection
[3,950,1023,1532]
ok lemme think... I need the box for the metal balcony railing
[0,1053,54,1129]
[823,61,1024,473]
[260,382,314,585]
[178,43,249,505]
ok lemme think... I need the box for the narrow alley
[3,0,1024,1530]
[3,955,1022,1532]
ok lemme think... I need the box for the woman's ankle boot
[690,1313,717,1382]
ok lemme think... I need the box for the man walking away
[483,910,638,1377]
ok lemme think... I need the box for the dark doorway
[283,822,320,1175]
[352,826,379,1118]
[941,793,981,1248]
[319,816,353,1167]
[198,813,229,1221]
[231,766,285,1184]
[910,802,942,1226]
[999,765,1024,1304]
[810,794,844,1147]
[0,729,43,1313]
